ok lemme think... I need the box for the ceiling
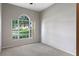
[10,3,54,12]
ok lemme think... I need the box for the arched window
[12,15,32,39]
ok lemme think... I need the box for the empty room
[0,3,76,56]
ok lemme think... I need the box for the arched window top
[12,15,32,39]
[19,16,29,21]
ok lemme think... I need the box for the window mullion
[18,19,19,39]
[29,20,30,38]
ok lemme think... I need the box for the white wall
[41,3,76,55]
[0,4,1,52]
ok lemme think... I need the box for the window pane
[19,16,29,21]
[12,20,18,29]
[12,35,18,39]
[12,30,18,39]
[12,20,19,39]
[12,16,32,39]
[30,21,32,37]
[19,16,30,39]
[19,28,29,38]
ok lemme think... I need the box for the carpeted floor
[0,43,72,56]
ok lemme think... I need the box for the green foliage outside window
[12,16,32,39]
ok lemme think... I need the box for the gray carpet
[0,43,72,56]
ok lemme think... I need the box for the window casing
[12,15,32,39]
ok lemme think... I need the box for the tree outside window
[12,16,32,39]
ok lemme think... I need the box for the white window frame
[11,14,32,39]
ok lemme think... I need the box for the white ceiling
[10,3,54,12]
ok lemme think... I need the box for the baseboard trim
[2,41,41,49]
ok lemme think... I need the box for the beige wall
[2,4,41,48]
[41,3,76,55]
[0,3,1,52]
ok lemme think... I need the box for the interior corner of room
[0,3,76,56]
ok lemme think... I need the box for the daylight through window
[12,16,32,39]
